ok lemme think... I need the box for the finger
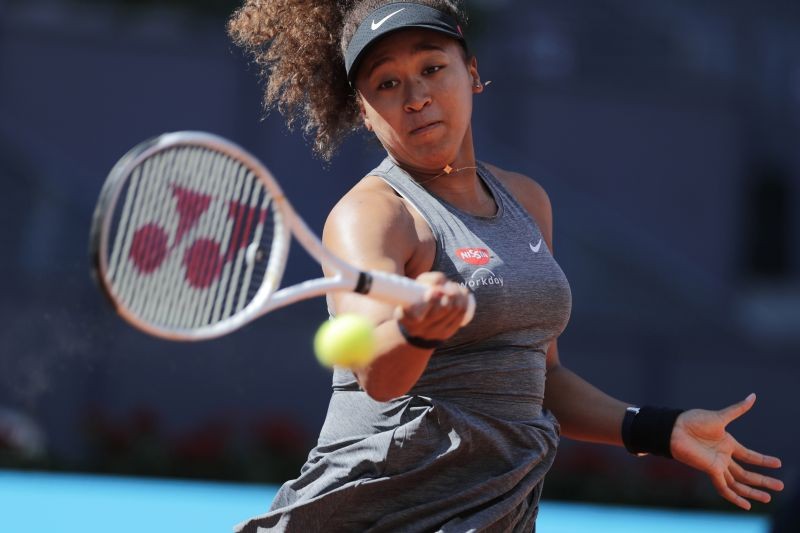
[419,293,469,330]
[409,279,458,318]
[437,300,470,330]
[398,292,467,339]
[452,288,472,318]
[397,287,441,321]
[421,278,461,313]
[732,440,783,469]
[725,468,772,504]
[424,281,461,309]
[438,281,468,306]
[719,393,756,425]
[415,271,448,287]
[731,461,785,493]
[712,470,751,510]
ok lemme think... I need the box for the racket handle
[366,270,476,326]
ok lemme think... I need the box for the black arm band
[621,406,684,458]
[396,322,444,349]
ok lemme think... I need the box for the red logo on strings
[128,185,268,288]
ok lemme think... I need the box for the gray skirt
[234,392,559,533]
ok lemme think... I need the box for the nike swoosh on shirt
[371,8,405,30]
[530,239,543,253]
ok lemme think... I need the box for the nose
[404,78,431,113]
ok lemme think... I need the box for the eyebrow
[365,42,447,79]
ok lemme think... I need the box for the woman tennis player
[228,1,783,530]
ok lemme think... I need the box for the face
[354,28,482,172]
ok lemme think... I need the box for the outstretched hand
[670,393,784,510]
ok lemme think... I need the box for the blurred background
[1,0,798,530]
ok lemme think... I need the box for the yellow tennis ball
[314,314,376,369]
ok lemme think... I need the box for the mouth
[409,121,442,136]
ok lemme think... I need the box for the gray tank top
[236,159,573,533]
[332,158,572,417]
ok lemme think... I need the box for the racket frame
[91,132,447,342]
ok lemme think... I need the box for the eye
[378,79,399,90]
[423,65,444,75]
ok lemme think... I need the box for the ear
[468,56,483,94]
[356,93,374,132]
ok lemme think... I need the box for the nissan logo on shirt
[455,248,490,265]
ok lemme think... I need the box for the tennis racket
[89,131,475,341]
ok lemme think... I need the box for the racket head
[89,131,291,340]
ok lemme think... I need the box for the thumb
[719,393,756,425]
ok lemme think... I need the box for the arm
[489,163,784,509]
[321,178,470,401]
[545,359,785,509]
[544,344,626,445]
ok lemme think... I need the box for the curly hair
[228,0,467,160]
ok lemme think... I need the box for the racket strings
[106,146,278,331]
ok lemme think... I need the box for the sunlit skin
[321,27,783,511]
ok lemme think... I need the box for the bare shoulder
[326,175,411,230]
[322,175,420,275]
[482,162,553,243]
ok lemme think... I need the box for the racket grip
[365,270,476,326]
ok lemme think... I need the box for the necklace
[415,164,479,186]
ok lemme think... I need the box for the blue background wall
[1,0,798,517]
